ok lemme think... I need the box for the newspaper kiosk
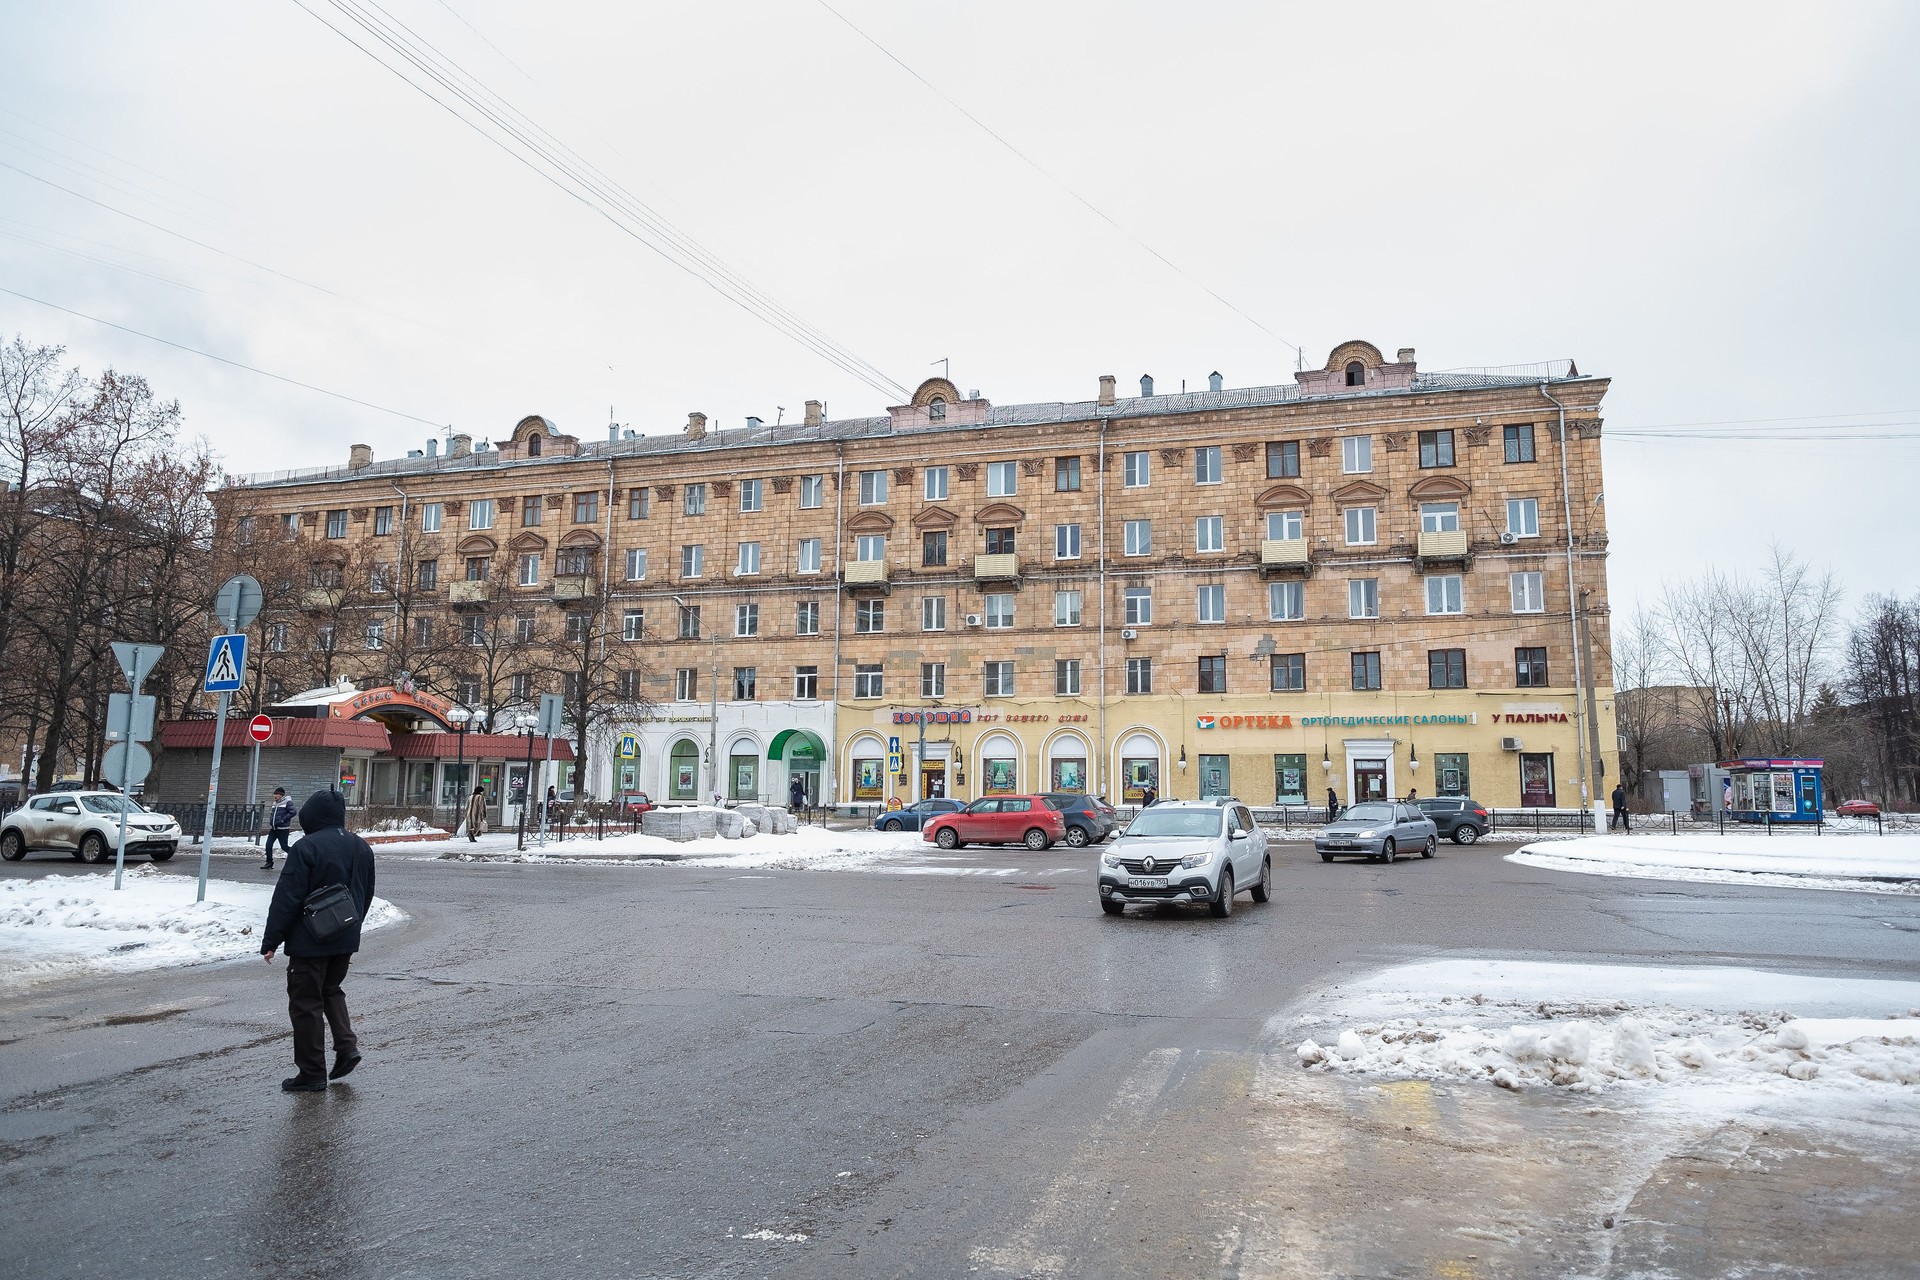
[1721,758,1824,825]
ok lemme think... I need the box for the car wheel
[1209,867,1235,918]
[1382,838,1396,865]
[1251,856,1272,903]
[0,831,23,861]
[79,832,109,864]
[1100,899,1125,916]
[150,846,175,862]
[882,819,903,832]
[1063,825,1089,848]
[1454,824,1480,845]
[935,827,960,850]
[1023,828,1050,851]
[1319,852,1334,862]
[1422,836,1436,859]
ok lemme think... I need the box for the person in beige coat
[464,785,487,842]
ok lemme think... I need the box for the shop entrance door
[920,761,946,800]
[505,763,529,828]
[1354,760,1387,802]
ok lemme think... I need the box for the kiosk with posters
[1722,758,1824,824]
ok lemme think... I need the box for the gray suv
[1098,799,1271,917]
[1314,801,1438,863]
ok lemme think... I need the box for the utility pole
[1578,589,1607,828]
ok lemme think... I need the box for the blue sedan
[872,799,963,832]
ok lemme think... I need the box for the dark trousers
[264,828,291,862]
[1611,807,1631,831]
[286,953,357,1079]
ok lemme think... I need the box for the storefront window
[439,763,471,808]
[1122,757,1157,803]
[619,763,638,792]
[339,759,362,807]
[1199,754,1230,799]
[407,763,434,806]
[730,753,758,801]
[1435,753,1470,797]
[853,757,884,800]
[670,740,699,800]
[1273,754,1307,805]
[1519,753,1556,807]
[983,758,1017,795]
[1050,758,1085,793]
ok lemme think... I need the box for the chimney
[804,400,824,427]
[449,433,472,458]
[348,443,373,470]
[967,388,979,400]
[746,416,763,430]
[1139,374,1154,397]
[686,411,707,440]
[608,422,620,443]
[1207,371,1223,393]
[426,438,438,458]
[1098,375,1116,407]
[1396,348,1416,365]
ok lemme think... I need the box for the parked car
[1837,799,1881,818]
[923,796,1067,850]
[873,798,963,832]
[1,791,182,864]
[1314,801,1438,863]
[1415,796,1494,844]
[616,792,654,816]
[1043,793,1119,847]
[1097,799,1271,917]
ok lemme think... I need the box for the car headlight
[1102,854,1121,868]
[1180,850,1212,868]
[1358,829,1379,839]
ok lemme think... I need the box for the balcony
[1415,529,1471,569]
[448,579,491,607]
[551,573,598,601]
[300,587,343,611]
[1258,538,1310,578]
[972,553,1020,582]
[843,559,889,590]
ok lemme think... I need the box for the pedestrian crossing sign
[204,633,247,692]
[619,734,638,759]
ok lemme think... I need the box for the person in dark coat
[789,775,806,811]
[1326,786,1339,824]
[262,790,376,1092]
[1611,782,1631,832]
[262,787,296,871]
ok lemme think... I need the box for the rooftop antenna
[932,357,949,380]
[776,406,785,425]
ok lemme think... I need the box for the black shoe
[261,864,274,871]
[329,1051,362,1080]
[281,1075,327,1092]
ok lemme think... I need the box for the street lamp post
[448,703,471,828]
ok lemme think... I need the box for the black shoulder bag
[302,883,360,940]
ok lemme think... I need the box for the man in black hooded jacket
[262,790,376,1092]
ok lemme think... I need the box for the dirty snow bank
[1507,833,1920,894]
[0,865,404,989]
[455,824,924,870]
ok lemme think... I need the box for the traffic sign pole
[113,687,138,890]
[107,641,165,892]
[246,740,261,844]
[196,692,231,902]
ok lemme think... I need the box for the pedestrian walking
[262,787,295,871]
[1611,782,1631,832]
[464,785,487,843]
[1326,786,1339,824]
[1141,782,1158,808]
[789,774,806,812]
[261,790,376,1093]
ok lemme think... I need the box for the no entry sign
[248,715,274,743]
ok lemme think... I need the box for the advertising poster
[1519,753,1556,807]
[854,758,883,800]
[1051,760,1084,793]
[984,758,1016,795]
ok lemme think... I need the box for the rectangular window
[1511,571,1546,613]
[519,554,540,587]
[1420,502,1460,533]
[681,544,704,578]
[624,548,647,580]
[1195,516,1224,553]
[267,622,288,652]
[1344,507,1376,546]
[1054,589,1082,627]
[373,506,393,536]
[627,488,648,520]
[563,611,590,643]
[856,534,885,562]
[573,492,599,524]
[923,466,949,501]
[1506,498,1540,538]
[325,509,348,539]
[798,474,824,508]
[1504,424,1537,463]
[1435,752,1471,797]
[364,620,384,650]
[921,663,946,697]
[1197,583,1226,623]
[522,496,543,526]
[859,470,888,505]
[855,598,885,633]
[1351,651,1383,691]
[314,624,335,652]
[921,530,947,567]
[1516,646,1549,687]
[1269,580,1304,621]
[1054,523,1081,559]
[557,547,592,577]
[515,614,535,643]
[735,603,759,637]
[369,563,391,594]
[921,595,946,631]
[1270,652,1305,692]
[797,538,821,574]
[675,668,698,701]
[1123,586,1152,626]
[986,461,1017,497]
[733,667,757,701]
[1198,654,1227,693]
[984,593,1014,629]
[1123,520,1151,556]
[1418,429,1455,468]
[413,617,433,646]
[623,609,645,641]
[510,672,532,701]
[417,560,438,590]
[465,555,489,582]
[1266,440,1301,479]
[469,499,494,530]
[796,600,820,635]
[794,665,819,699]
[853,664,884,698]
[1266,510,1303,541]
[421,503,442,533]
[1036,657,1076,701]
[735,541,761,575]
[983,660,1014,697]
[739,479,762,513]
[1425,574,1463,615]
[678,604,701,639]
[683,484,705,516]
[1055,456,1081,492]
[1194,446,1222,484]
[458,676,482,707]
[1125,656,1152,694]
[1342,436,1372,474]
[1123,451,1149,488]
[618,670,641,701]
[984,527,1016,555]
[1348,577,1380,619]
[1427,648,1467,689]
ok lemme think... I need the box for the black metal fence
[146,802,266,839]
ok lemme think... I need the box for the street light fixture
[448,704,471,824]
[516,710,537,852]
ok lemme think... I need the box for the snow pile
[469,825,1073,875]
[1287,959,1920,1096]
[0,866,405,989]
[359,816,447,836]
[1507,833,1920,894]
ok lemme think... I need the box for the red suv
[923,796,1067,851]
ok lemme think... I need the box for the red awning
[385,732,575,761]
[158,718,393,751]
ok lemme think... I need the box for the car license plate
[1130,876,1168,889]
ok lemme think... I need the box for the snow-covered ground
[0,865,405,990]
[1288,958,1920,1096]
[431,824,1076,875]
[1507,832,1920,894]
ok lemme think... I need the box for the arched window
[1345,362,1365,387]
[928,396,946,421]
[669,738,700,800]
[527,435,542,457]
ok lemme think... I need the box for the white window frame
[924,466,949,501]
[1341,436,1373,474]
[1511,571,1546,614]
[986,461,1017,497]
[1123,586,1152,626]
[1266,510,1303,541]
[421,503,442,533]
[684,484,706,516]
[796,601,820,636]
[735,603,759,637]
[735,541,761,575]
[1425,574,1464,615]
[859,470,888,505]
[1194,446,1222,485]
[624,548,648,581]
[1269,580,1304,621]
[984,593,1014,629]
[921,662,946,698]
[675,668,698,701]
[622,609,645,641]
[1123,451,1150,488]
[681,544,704,578]
[1197,583,1226,624]
[793,665,819,699]
[519,554,540,587]
[797,538,821,575]
[1195,515,1224,553]
[739,479,763,513]
[855,534,885,562]
[1123,520,1152,556]
[467,499,493,531]
[364,620,384,650]
[1056,658,1082,696]
[1349,577,1380,619]
[1344,506,1377,546]
[799,474,824,509]
[1054,589,1083,627]
[1420,502,1460,534]
[1507,497,1540,538]
[853,664,884,699]
[1054,523,1081,560]
[921,595,947,631]
[1125,656,1152,695]
[983,660,1014,698]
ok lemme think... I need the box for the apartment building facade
[218,340,1615,811]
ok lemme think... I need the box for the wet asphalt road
[4,841,1920,1279]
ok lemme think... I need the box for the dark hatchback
[1415,797,1494,844]
[873,799,963,832]
[1043,794,1119,847]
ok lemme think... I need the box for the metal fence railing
[146,802,266,839]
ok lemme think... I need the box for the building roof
[158,717,394,751]
[385,732,575,761]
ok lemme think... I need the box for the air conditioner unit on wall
[965,614,982,627]
[1121,628,1139,640]
[1499,531,1519,545]
[1500,736,1525,751]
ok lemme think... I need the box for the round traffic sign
[248,715,274,743]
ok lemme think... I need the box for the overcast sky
[4,1,1917,615]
